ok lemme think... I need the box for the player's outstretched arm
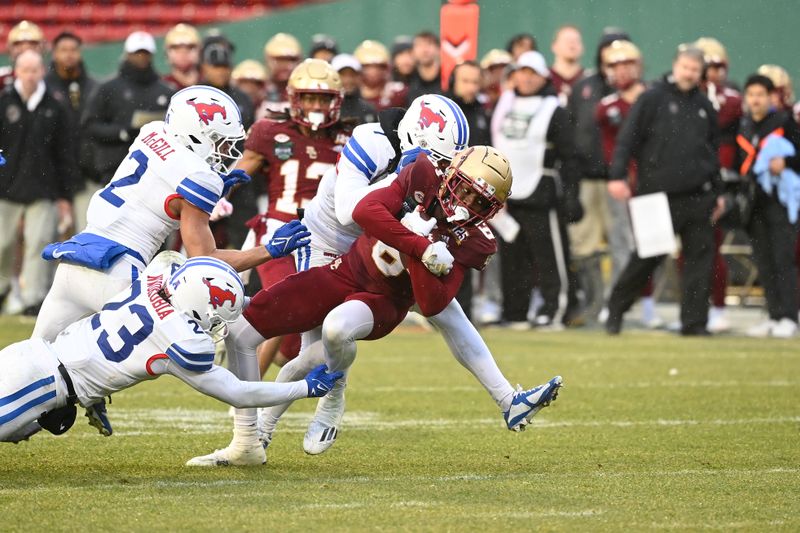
[177,200,309,272]
[165,362,342,408]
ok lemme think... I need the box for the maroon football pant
[243,260,413,343]
[255,255,302,359]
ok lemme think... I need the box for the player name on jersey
[146,274,174,319]
[141,131,177,161]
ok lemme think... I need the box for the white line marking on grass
[487,509,603,519]
[368,380,797,393]
[66,409,800,438]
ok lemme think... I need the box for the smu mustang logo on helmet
[186,99,227,125]
[418,101,447,133]
[202,277,237,309]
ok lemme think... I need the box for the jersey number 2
[100,150,149,207]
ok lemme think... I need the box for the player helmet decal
[202,277,237,309]
[287,59,344,131]
[167,256,245,339]
[438,146,513,228]
[398,94,469,163]
[186,100,227,125]
[163,85,245,174]
[418,101,447,133]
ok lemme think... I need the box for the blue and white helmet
[167,256,245,338]
[397,94,469,163]
[164,85,245,174]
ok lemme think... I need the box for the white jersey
[50,263,215,407]
[302,122,397,256]
[84,121,223,268]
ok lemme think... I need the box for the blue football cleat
[503,376,563,432]
[85,399,113,436]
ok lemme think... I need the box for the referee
[605,46,724,335]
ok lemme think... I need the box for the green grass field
[0,315,798,531]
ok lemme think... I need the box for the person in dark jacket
[491,51,583,328]
[82,31,174,184]
[45,31,98,233]
[606,46,724,336]
[332,54,377,126]
[198,36,256,249]
[0,50,78,314]
[406,31,442,103]
[566,30,633,324]
[736,75,800,338]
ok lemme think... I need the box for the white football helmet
[397,94,469,163]
[163,85,245,174]
[166,256,245,339]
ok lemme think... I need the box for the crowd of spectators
[1,19,799,338]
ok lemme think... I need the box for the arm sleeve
[407,259,466,316]
[351,167,432,259]
[176,171,223,216]
[334,127,394,226]
[166,362,309,408]
[82,84,125,143]
[609,93,648,181]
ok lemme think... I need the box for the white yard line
[64,409,800,438]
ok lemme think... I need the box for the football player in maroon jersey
[188,146,563,466]
[595,40,662,328]
[236,58,350,376]
[693,38,743,333]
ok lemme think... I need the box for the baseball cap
[331,53,361,73]
[124,31,156,54]
[513,51,549,77]
[310,34,338,56]
[203,43,232,67]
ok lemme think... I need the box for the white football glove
[401,207,437,236]
[209,198,234,222]
[421,241,454,277]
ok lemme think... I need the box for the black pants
[500,204,573,322]
[747,190,798,321]
[608,192,715,332]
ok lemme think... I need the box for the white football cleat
[303,379,346,455]
[185,444,265,467]
[503,376,563,432]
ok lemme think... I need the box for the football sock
[428,299,515,411]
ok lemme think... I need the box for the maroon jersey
[350,155,496,316]
[362,81,408,111]
[549,67,584,106]
[0,67,13,90]
[245,119,349,223]
[163,73,193,91]
[596,93,633,166]
[703,82,743,170]
[242,156,496,342]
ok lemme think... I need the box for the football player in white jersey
[32,85,310,433]
[188,95,561,466]
[0,255,343,450]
